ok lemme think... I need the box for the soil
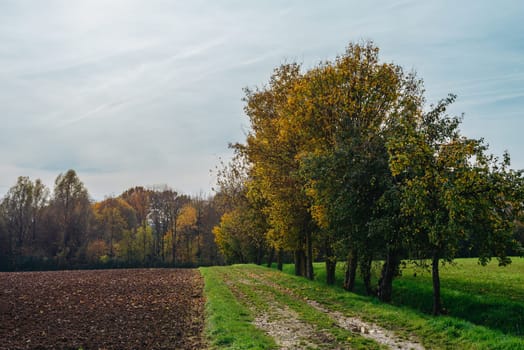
[0,269,205,350]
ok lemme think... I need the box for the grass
[199,267,277,349]
[201,258,524,349]
[289,257,524,336]
[393,258,524,336]
[272,262,524,349]
[203,265,384,349]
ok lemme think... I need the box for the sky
[1,0,523,200]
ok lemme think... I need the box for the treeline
[0,170,223,271]
[213,42,524,315]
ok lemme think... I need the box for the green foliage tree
[235,41,522,310]
[388,94,523,314]
[292,43,418,293]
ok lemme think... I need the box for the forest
[0,169,225,270]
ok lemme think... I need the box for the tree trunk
[377,248,400,302]
[325,240,336,285]
[360,254,373,295]
[277,249,283,271]
[256,245,263,265]
[109,227,114,258]
[432,250,442,315]
[305,230,314,280]
[326,258,337,285]
[171,218,177,266]
[294,249,306,276]
[267,247,275,268]
[343,249,358,291]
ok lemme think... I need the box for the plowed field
[0,269,205,350]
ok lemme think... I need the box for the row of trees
[0,170,223,270]
[213,42,523,315]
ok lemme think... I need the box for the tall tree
[1,177,33,265]
[291,43,420,295]
[242,63,315,279]
[52,170,92,264]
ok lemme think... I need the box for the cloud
[1,0,523,199]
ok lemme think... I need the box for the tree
[1,177,35,263]
[135,225,154,264]
[388,94,522,314]
[93,197,136,258]
[242,63,316,279]
[213,151,270,265]
[120,186,152,228]
[176,203,198,264]
[290,43,409,290]
[52,170,92,264]
[0,176,49,267]
[197,196,223,266]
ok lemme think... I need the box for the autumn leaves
[214,42,522,315]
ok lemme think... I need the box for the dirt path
[0,269,205,349]
[224,273,341,349]
[306,299,424,350]
[235,273,424,350]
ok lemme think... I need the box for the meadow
[201,257,524,349]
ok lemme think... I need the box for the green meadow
[201,257,524,349]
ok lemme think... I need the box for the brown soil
[0,269,205,350]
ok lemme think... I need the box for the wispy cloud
[1,1,523,198]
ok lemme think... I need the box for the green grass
[201,259,524,349]
[282,259,524,349]
[199,267,277,349]
[288,257,524,336]
[203,265,384,349]
[393,258,524,336]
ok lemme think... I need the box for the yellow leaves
[178,204,197,230]
[309,204,329,229]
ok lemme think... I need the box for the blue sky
[1,0,523,199]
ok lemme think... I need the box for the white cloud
[1,0,523,199]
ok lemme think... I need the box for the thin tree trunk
[256,244,263,265]
[343,249,358,291]
[325,238,336,285]
[306,230,314,280]
[360,254,373,295]
[171,217,177,266]
[277,249,283,271]
[432,249,442,315]
[267,247,275,268]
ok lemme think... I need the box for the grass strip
[267,263,524,350]
[240,277,386,349]
[199,266,277,350]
